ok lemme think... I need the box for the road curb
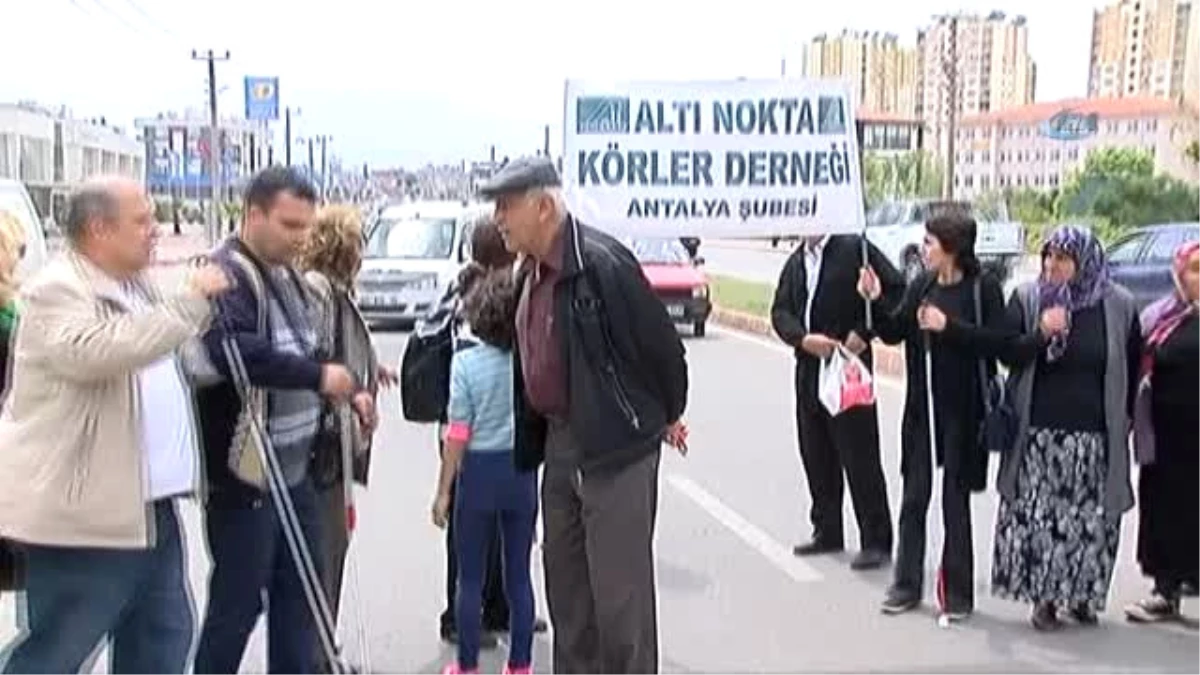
[709,305,907,379]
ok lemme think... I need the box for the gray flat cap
[478,156,561,198]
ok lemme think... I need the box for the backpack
[401,283,461,423]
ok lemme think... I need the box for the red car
[624,238,712,336]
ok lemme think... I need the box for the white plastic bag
[818,346,876,416]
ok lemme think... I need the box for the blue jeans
[0,500,194,674]
[193,479,324,674]
[455,451,538,670]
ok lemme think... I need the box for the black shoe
[440,625,500,649]
[881,588,920,615]
[850,549,890,571]
[792,539,843,556]
[1031,602,1062,631]
[1069,603,1099,626]
[483,617,549,634]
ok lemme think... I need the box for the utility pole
[314,135,332,201]
[939,15,959,200]
[192,48,230,246]
[307,138,315,182]
[284,107,301,165]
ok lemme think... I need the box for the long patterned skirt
[991,427,1121,611]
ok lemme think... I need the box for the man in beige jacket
[0,176,229,674]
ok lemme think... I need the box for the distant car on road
[1107,222,1198,310]
[624,238,712,337]
[356,200,478,327]
[865,199,1024,282]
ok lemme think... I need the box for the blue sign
[244,76,280,121]
[1040,110,1099,141]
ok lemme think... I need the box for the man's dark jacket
[512,216,688,476]
[770,235,905,388]
[195,238,324,507]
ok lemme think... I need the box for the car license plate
[667,304,685,318]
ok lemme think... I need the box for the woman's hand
[431,491,452,529]
[1039,306,1068,338]
[376,365,399,389]
[857,267,881,301]
[917,303,948,332]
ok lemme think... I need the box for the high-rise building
[1088,0,1197,102]
[800,30,919,117]
[917,12,1037,148]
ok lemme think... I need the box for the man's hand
[663,420,689,456]
[187,263,231,299]
[844,331,868,356]
[800,334,839,359]
[320,364,356,402]
[352,391,378,436]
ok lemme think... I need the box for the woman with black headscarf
[858,213,1011,623]
[991,225,1141,631]
[1126,240,1199,623]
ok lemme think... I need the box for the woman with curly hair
[431,269,537,675]
[297,203,394,671]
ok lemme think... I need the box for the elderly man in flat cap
[479,157,689,674]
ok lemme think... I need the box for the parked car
[0,178,50,281]
[624,238,712,336]
[1107,222,1199,310]
[866,198,1024,282]
[356,200,477,327]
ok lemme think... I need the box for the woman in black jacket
[857,213,1011,623]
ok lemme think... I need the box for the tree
[862,151,943,208]
[1186,139,1199,166]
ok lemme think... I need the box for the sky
[0,0,1110,168]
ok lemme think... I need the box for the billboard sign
[244,76,280,121]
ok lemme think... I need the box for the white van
[356,200,482,326]
[0,178,50,282]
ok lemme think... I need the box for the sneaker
[941,608,973,623]
[502,665,534,675]
[442,664,479,675]
[1126,595,1181,624]
[881,588,920,615]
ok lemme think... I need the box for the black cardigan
[872,270,1013,492]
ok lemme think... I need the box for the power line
[114,0,180,37]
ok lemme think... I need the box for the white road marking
[709,325,905,393]
[666,474,823,583]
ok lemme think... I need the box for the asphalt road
[4,310,1195,673]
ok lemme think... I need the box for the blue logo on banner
[244,77,280,121]
[817,96,847,135]
[577,97,629,134]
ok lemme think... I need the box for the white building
[953,96,1199,199]
[0,102,143,217]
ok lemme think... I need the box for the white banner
[562,79,866,238]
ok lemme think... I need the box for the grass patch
[710,274,774,317]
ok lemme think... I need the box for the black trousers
[441,475,510,631]
[893,440,974,611]
[795,369,893,552]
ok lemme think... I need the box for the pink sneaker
[502,664,533,675]
[442,664,479,675]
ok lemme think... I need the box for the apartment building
[0,101,143,218]
[1088,0,1198,104]
[800,30,920,117]
[952,97,1198,200]
[917,12,1037,149]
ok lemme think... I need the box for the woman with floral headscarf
[990,225,1142,631]
[1125,240,1199,624]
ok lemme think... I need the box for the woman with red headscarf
[1126,239,1200,624]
